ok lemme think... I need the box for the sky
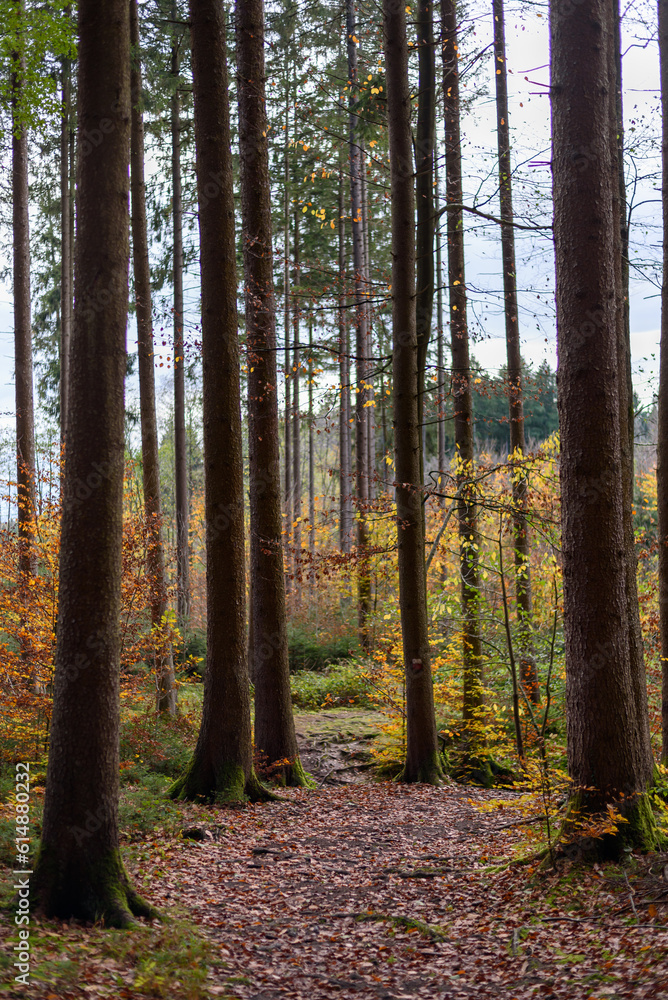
[0,1,662,443]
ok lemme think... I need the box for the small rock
[181,825,213,841]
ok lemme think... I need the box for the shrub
[290,662,373,709]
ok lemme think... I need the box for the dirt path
[143,783,668,1000]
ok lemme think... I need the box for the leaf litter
[2,781,668,999]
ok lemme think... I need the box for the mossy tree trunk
[550,0,660,856]
[236,0,308,787]
[659,0,668,767]
[171,0,267,804]
[384,0,442,785]
[32,0,156,926]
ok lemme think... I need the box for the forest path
[143,783,668,1000]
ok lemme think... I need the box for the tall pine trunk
[171,0,267,804]
[492,0,537,704]
[384,0,442,785]
[12,0,38,683]
[60,52,72,446]
[172,0,190,627]
[416,0,435,492]
[283,77,292,586]
[435,142,446,490]
[611,0,653,784]
[550,0,658,852]
[33,0,156,925]
[659,0,668,766]
[442,0,484,721]
[130,0,176,716]
[339,169,353,552]
[308,316,315,575]
[346,0,370,650]
[237,0,307,786]
[292,206,302,586]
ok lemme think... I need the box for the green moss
[169,757,276,804]
[558,789,666,862]
[31,845,158,928]
[395,750,444,786]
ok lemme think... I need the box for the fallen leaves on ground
[2,782,668,999]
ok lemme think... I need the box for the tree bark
[610,0,653,784]
[435,142,446,491]
[292,205,302,587]
[283,77,292,587]
[130,0,176,716]
[60,51,72,446]
[659,0,668,767]
[339,169,353,552]
[236,0,307,786]
[32,0,155,925]
[416,0,435,492]
[12,0,38,682]
[171,0,267,804]
[172,0,190,628]
[442,0,484,721]
[346,0,371,650]
[308,315,315,577]
[550,0,658,852]
[384,0,442,785]
[492,0,537,704]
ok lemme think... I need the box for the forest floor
[2,711,668,1000]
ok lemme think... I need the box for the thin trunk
[12,1,38,684]
[60,53,72,446]
[130,0,176,716]
[346,0,371,650]
[492,0,537,704]
[172,0,190,627]
[442,0,483,720]
[283,78,292,586]
[33,0,155,925]
[362,157,374,502]
[416,0,435,493]
[237,0,306,786]
[308,315,315,571]
[339,169,353,552]
[384,0,442,785]
[611,0,653,784]
[659,0,668,766]
[435,142,446,487]
[551,0,658,852]
[171,0,266,804]
[292,206,301,585]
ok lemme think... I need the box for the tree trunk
[171,0,267,804]
[236,0,307,787]
[130,0,176,716]
[283,78,292,587]
[12,0,38,683]
[292,206,302,587]
[346,0,370,650]
[435,143,446,491]
[362,158,375,503]
[339,169,353,552]
[611,0,653,784]
[384,0,442,785]
[172,0,190,628]
[442,0,483,721]
[308,315,315,577]
[550,0,659,852]
[32,0,155,925]
[659,0,668,767]
[492,0,537,705]
[416,0,435,493]
[60,52,72,446]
